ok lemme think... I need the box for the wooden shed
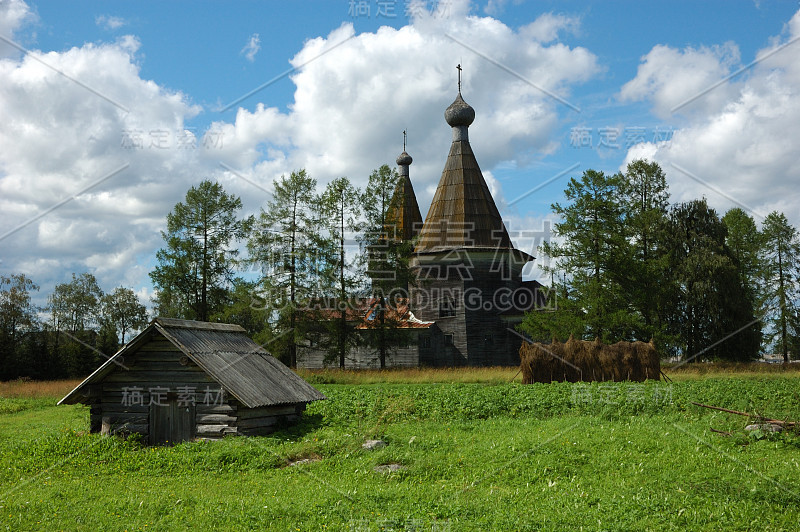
[59,318,325,445]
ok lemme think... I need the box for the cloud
[0,33,203,301]
[95,14,126,31]
[519,12,580,43]
[619,42,741,119]
[622,8,800,225]
[241,33,260,62]
[0,0,36,57]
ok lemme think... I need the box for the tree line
[520,160,800,362]
[4,159,797,379]
[0,273,148,379]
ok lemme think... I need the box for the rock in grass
[744,423,783,432]
[373,463,405,473]
[288,458,319,466]
[362,439,387,450]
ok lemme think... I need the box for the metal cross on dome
[457,63,462,92]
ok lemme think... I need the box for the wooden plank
[239,426,278,437]
[127,361,203,372]
[103,411,149,420]
[98,412,149,422]
[196,404,236,414]
[236,416,281,430]
[104,371,216,383]
[93,403,150,413]
[196,424,231,435]
[196,413,237,424]
[237,405,298,420]
[136,341,181,352]
[101,382,223,392]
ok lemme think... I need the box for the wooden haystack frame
[519,336,661,384]
[59,318,325,445]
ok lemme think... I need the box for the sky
[1,0,799,310]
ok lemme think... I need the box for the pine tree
[248,170,321,367]
[760,211,800,362]
[150,180,251,322]
[523,169,639,342]
[317,176,362,368]
[620,159,670,341]
[664,200,760,361]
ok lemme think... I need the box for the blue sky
[1,0,799,309]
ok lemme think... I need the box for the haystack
[520,336,660,384]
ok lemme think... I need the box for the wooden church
[297,71,545,368]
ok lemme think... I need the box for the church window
[439,296,456,318]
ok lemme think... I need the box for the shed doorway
[149,400,195,445]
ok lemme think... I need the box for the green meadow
[1,372,799,531]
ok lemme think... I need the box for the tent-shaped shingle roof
[59,317,325,408]
[415,92,513,252]
[386,173,423,242]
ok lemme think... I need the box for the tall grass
[664,361,800,380]
[0,378,82,399]
[2,362,798,400]
[295,366,520,384]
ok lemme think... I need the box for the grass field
[1,369,799,531]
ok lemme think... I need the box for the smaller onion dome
[444,92,475,127]
[396,151,413,166]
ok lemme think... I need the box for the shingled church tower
[410,68,536,366]
[386,133,423,244]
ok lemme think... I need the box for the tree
[722,208,764,319]
[49,272,103,333]
[150,180,252,321]
[0,274,39,380]
[523,169,638,342]
[663,200,760,361]
[248,170,321,367]
[101,287,148,344]
[620,159,670,340]
[760,211,800,362]
[723,208,762,284]
[48,272,105,376]
[318,176,362,368]
[360,164,416,368]
[211,278,269,339]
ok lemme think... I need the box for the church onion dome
[396,151,413,166]
[444,92,475,127]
